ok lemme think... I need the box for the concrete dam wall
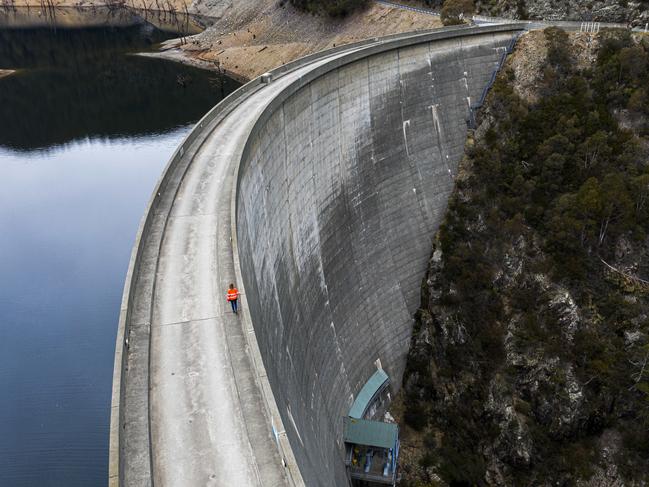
[110,24,527,487]
[235,30,518,486]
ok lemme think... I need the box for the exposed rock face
[477,0,649,25]
[402,213,649,486]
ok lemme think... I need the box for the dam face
[110,24,528,487]
[235,32,517,486]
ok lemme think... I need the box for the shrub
[440,0,474,25]
[288,0,369,16]
[401,26,649,486]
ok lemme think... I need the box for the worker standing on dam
[226,283,239,314]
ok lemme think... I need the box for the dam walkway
[111,23,532,487]
[111,42,380,487]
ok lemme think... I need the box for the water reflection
[0,135,190,486]
[0,20,237,151]
[0,18,238,487]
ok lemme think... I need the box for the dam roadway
[110,23,527,487]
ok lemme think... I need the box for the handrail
[467,32,520,129]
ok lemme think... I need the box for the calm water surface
[0,16,238,486]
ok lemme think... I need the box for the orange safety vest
[227,288,239,301]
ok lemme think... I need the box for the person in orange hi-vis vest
[226,283,239,314]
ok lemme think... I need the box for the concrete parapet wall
[110,72,270,487]
[236,27,521,486]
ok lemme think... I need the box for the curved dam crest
[111,24,526,487]
[236,31,517,486]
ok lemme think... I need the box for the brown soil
[387,393,438,483]
[159,0,443,81]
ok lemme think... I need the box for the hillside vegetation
[399,28,649,486]
[287,0,369,16]
[473,0,649,24]
[415,0,649,24]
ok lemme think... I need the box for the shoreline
[135,44,250,84]
[161,1,444,82]
[2,2,445,84]
[0,69,16,79]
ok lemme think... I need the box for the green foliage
[287,0,369,16]
[401,29,649,486]
[594,30,649,121]
[468,31,649,277]
[545,27,572,72]
[437,443,485,485]
[440,0,474,25]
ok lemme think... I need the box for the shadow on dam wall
[235,31,519,486]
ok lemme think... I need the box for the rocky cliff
[398,28,649,486]
[476,0,649,25]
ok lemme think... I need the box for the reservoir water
[0,12,239,485]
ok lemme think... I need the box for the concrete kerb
[268,22,518,80]
[111,22,527,487]
[236,23,529,183]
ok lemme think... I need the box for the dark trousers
[230,299,238,313]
